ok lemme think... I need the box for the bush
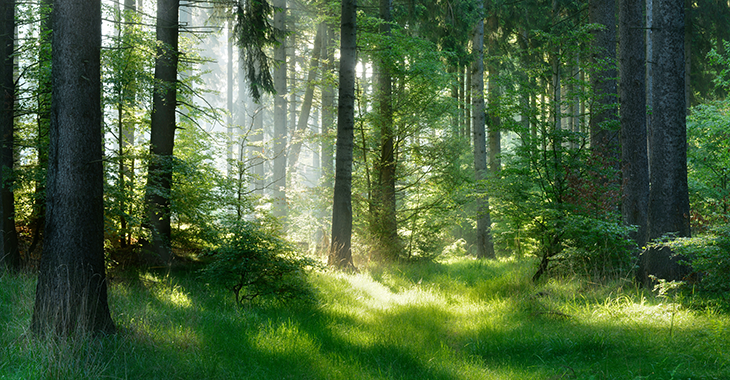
[660,223,730,294]
[199,219,317,304]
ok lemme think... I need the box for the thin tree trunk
[329,0,357,270]
[373,0,398,259]
[32,0,114,335]
[145,0,179,264]
[272,0,287,220]
[288,23,323,170]
[471,5,495,259]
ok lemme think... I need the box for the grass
[1,256,729,379]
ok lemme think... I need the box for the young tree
[619,0,649,247]
[471,2,495,259]
[0,0,19,270]
[329,0,356,270]
[145,0,180,263]
[31,0,114,335]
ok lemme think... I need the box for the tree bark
[619,0,649,247]
[145,0,179,264]
[329,0,356,270]
[648,0,690,240]
[0,0,19,270]
[471,5,495,259]
[31,0,114,335]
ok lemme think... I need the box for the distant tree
[0,0,19,270]
[272,0,287,220]
[619,0,649,247]
[329,0,356,270]
[31,0,114,335]
[471,1,495,259]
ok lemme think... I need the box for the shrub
[200,219,317,304]
[660,223,730,294]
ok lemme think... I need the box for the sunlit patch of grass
[2,258,729,379]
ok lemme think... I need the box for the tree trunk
[471,5,495,259]
[287,23,323,170]
[619,0,649,247]
[272,0,287,220]
[648,0,690,240]
[329,0,356,270]
[31,0,114,335]
[145,0,179,264]
[486,14,501,175]
[0,0,18,270]
[227,20,234,177]
[371,0,399,260]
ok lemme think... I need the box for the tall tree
[471,2,495,259]
[144,0,179,263]
[329,0,356,270]
[272,0,287,220]
[619,0,649,247]
[648,0,690,239]
[31,0,114,335]
[0,0,19,270]
[372,0,399,259]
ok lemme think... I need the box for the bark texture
[32,0,114,335]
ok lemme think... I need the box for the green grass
[2,257,729,379]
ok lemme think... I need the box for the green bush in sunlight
[199,218,318,304]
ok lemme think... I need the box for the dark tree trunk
[31,0,114,335]
[145,0,179,264]
[272,0,287,220]
[648,0,690,240]
[0,0,19,271]
[329,0,356,270]
[486,14,501,175]
[471,5,495,260]
[619,0,649,247]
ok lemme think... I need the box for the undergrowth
[1,257,729,379]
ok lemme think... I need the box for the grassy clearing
[1,257,729,379]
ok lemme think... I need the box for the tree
[272,0,287,220]
[329,0,356,270]
[0,0,19,270]
[31,0,114,335]
[471,2,495,259]
[619,0,649,247]
[145,0,180,263]
[372,0,399,260]
[648,0,690,239]
[589,0,619,158]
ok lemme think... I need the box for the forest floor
[1,256,729,379]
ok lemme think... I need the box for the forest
[1,0,729,378]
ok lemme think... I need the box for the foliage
[658,223,730,294]
[686,100,730,231]
[200,218,317,304]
